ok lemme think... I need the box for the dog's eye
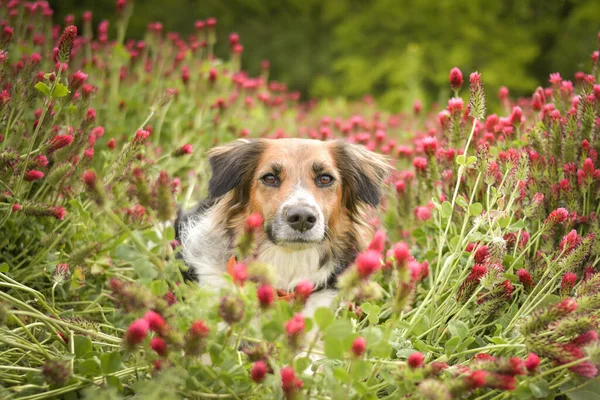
[261,173,279,187]
[316,174,334,187]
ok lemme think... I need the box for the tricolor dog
[176,138,389,317]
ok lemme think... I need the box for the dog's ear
[207,139,265,202]
[331,140,391,212]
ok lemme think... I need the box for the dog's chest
[256,245,333,291]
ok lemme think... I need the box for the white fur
[179,211,232,289]
[256,243,333,291]
[271,183,326,244]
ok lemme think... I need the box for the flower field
[1,1,600,399]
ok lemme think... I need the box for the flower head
[251,361,268,383]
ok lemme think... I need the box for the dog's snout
[286,207,317,232]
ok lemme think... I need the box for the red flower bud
[144,311,167,335]
[294,280,314,302]
[125,318,149,345]
[150,337,168,356]
[232,262,248,285]
[407,352,424,369]
[25,170,44,181]
[257,284,275,308]
[245,213,263,231]
[449,67,463,90]
[525,353,540,372]
[356,250,382,279]
[352,336,366,357]
[367,230,386,253]
[251,361,268,383]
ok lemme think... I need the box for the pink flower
[48,135,73,152]
[449,67,463,90]
[107,138,116,149]
[407,352,424,369]
[245,213,263,231]
[356,250,382,279]
[150,337,168,356]
[251,361,268,383]
[173,144,192,156]
[25,170,44,181]
[144,311,167,335]
[415,206,431,221]
[367,230,386,253]
[133,129,150,144]
[517,269,534,290]
[498,86,509,101]
[285,313,305,337]
[189,320,210,337]
[257,284,275,308]
[466,370,488,389]
[561,272,578,294]
[413,156,428,172]
[393,242,410,268]
[82,170,96,186]
[294,280,314,302]
[525,353,540,372]
[352,337,366,357]
[124,318,149,345]
[232,263,248,285]
[545,208,569,226]
[281,366,302,395]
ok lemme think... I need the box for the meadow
[0,1,600,399]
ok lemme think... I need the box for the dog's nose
[286,207,317,232]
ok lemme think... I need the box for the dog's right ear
[207,139,265,203]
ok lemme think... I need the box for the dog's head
[207,138,390,248]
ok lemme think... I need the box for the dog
[175,138,390,317]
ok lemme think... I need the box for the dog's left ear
[207,139,265,202]
[331,140,392,211]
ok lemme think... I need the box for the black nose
[286,207,317,232]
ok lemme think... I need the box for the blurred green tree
[49,0,600,111]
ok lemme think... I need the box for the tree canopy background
[49,0,600,112]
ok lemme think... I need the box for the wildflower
[415,206,432,221]
[218,294,244,324]
[47,135,73,152]
[23,169,46,182]
[245,213,263,231]
[133,129,150,145]
[458,264,487,301]
[42,359,70,386]
[498,86,509,102]
[155,171,175,221]
[517,269,534,290]
[57,25,77,63]
[449,67,463,90]
[447,98,464,116]
[525,353,540,372]
[107,138,116,149]
[144,311,167,336]
[232,262,248,285]
[251,361,268,383]
[184,320,210,356]
[352,337,367,357]
[393,242,411,269]
[172,144,192,157]
[124,318,149,346]
[466,370,487,389]
[421,136,438,156]
[52,264,69,284]
[474,245,489,264]
[408,352,424,369]
[150,337,168,356]
[469,72,486,120]
[294,280,314,302]
[281,367,302,398]
[356,250,382,279]
[70,70,87,91]
[257,284,275,308]
[285,313,305,337]
[561,272,578,295]
[413,156,428,172]
[545,208,569,226]
[510,106,523,127]
[367,230,386,253]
